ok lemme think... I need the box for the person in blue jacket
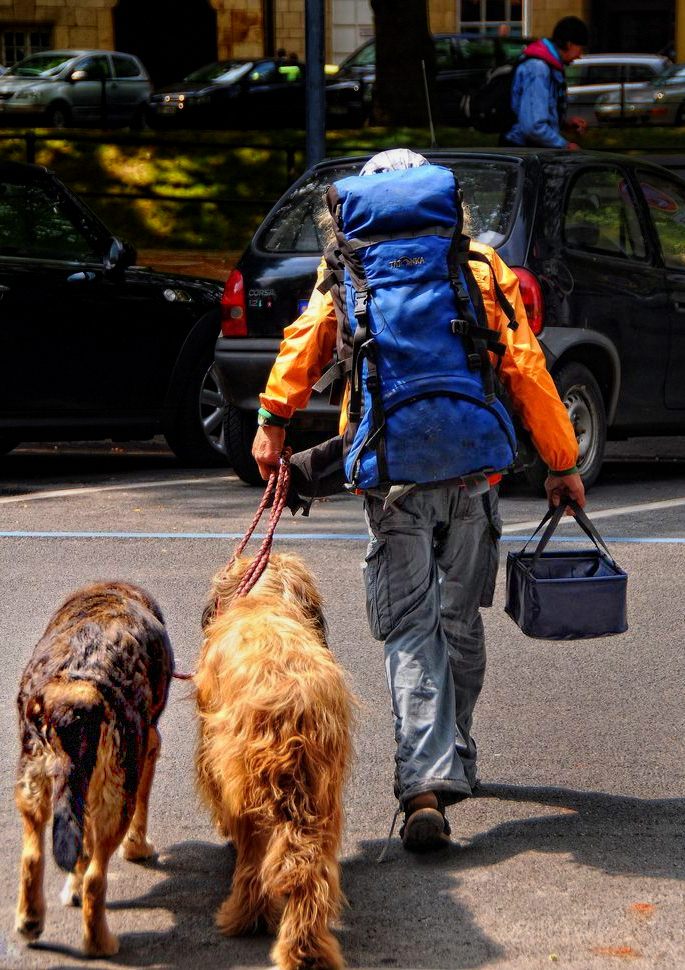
[503,16,589,149]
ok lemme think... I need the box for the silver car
[565,53,669,125]
[596,62,685,126]
[0,50,151,127]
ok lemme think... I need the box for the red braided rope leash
[172,450,292,682]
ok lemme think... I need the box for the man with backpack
[252,148,585,851]
[502,16,590,149]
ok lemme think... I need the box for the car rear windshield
[185,61,252,84]
[258,158,521,253]
[7,53,74,77]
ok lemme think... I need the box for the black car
[332,33,530,125]
[0,161,226,463]
[147,57,364,129]
[214,149,685,488]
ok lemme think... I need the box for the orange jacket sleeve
[259,259,337,420]
[479,245,578,473]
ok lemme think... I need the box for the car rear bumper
[214,336,338,417]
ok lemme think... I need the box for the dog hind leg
[81,835,123,957]
[266,826,345,970]
[216,824,269,936]
[61,825,92,907]
[15,757,51,942]
[121,726,160,861]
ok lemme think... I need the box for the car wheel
[0,436,20,456]
[46,103,71,128]
[523,362,606,492]
[165,356,229,467]
[129,105,150,131]
[225,406,263,485]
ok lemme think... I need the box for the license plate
[157,104,177,115]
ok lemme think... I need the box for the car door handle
[67,271,97,283]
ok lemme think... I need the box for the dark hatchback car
[147,57,363,129]
[214,149,685,488]
[0,162,227,464]
[332,33,530,125]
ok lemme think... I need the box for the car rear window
[258,158,520,253]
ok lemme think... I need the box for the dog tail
[46,680,105,872]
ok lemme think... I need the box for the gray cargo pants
[363,485,501,807]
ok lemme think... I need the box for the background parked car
[147,57,363,129]
[214,149,685,489]
[331,33,530,125]
[565,53,669,125]
[595,61,685,125]
[0,50,151,128]
[0,161,227,464]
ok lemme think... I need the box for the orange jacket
[261,242,578,476]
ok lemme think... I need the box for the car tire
[225,406,263,485]
[129,105,150,131]
[523,362,606,493]
[46,102,71,128]
[164,352,229,467]
[0,436,19,456]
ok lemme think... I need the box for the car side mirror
[104,237,136,275]
[69,69,88,82]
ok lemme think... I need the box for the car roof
[306,148,685,181]
[15,49,142,58]
[0,160,51,179]
[571,53,668,64]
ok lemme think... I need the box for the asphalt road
[1,440,684,970]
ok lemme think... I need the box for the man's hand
[545,472,586,512]
[565,115,588,135]
[252,425,286,480]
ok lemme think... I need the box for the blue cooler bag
[505,500,628,640]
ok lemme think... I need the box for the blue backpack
[313,163,518,492]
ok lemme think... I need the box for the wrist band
[258,407,290,427]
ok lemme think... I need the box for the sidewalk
[137,249,242,281]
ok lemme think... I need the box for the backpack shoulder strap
[462,248,519,331]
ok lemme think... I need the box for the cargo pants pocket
[363,535,392,641]
[480,490,502,608]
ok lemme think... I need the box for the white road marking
[502,495,685,534]
[0,475,229,505]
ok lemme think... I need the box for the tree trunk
[370,0,435,127]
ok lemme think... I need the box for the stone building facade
[0,0,676,79]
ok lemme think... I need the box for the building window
[2,27,53,67]
[458,0,523,36]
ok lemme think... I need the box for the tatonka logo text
[388,255,425,269]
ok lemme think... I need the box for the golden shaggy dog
[15,582,173,957]
[195,553,354,970]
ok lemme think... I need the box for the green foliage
[1,126,684,253]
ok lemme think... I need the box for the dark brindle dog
[15,581,173,957]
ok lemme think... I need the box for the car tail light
[650,106,668,117]
[220,269,247,336]
[511,266,544,335]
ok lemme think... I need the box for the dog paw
[120,835,156,862]
[15,913,45,942]
[216,898,257,937]
[84,929,119,958]
[60,876,82,907]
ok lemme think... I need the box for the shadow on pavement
[465,783,684,880]
[25,783,685,969]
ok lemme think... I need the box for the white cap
[359,148,428,176]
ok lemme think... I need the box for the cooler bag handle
[520,499,617,571]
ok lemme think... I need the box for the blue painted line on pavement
[0,530,683,544]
